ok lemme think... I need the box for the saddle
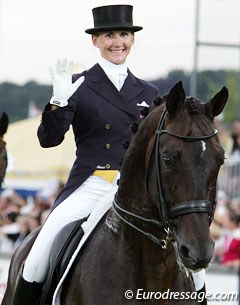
[39,218,87,305]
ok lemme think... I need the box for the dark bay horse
[2,82,228,305]
[0,112,9,187]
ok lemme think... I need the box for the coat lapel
[120,71,144,103]
[86,64,144,116]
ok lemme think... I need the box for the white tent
[3,116,76,191]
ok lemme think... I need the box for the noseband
[113,109,218,248]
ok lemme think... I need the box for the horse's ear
[166,81,186,115]
[205,87,228,118]
[0,112,9,136]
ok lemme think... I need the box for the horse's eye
[163,155,173,167]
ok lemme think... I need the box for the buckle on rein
[161,227,174,249]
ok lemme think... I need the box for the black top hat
[85,5,143,34]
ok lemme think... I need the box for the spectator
[214,207,240,270]
[214,114,232,157]
[13,215,30,249]
[0,211,20,253]
[231,118,240,156]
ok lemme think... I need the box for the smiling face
[92,30,134,65]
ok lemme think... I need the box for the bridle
[152,109,217,228]
[113,109,218,248]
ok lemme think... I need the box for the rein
[112,199,171,248]
[113,109,218,249]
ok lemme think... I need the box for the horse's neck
[117,151,152,215]
[117,118,160,218]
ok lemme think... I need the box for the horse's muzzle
[179,239,214,270]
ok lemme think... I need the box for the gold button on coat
[105,164,111,169]
[105,144,111,149]
[105,124,111,129]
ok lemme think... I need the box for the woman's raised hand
[49,59,85,107]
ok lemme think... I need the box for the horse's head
[146,81,228,271]
[0,112,9,188]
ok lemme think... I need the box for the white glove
[49,59,85,107]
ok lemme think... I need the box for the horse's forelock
[186,97,201,115]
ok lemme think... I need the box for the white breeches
[23,175,118,283]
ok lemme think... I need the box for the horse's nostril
[195,260,207,269]
[179,244,211,270]
[180,245,190,258]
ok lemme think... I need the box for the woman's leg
[23,176,115,283]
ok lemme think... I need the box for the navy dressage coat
[37,63,159,209]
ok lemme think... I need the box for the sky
[1,0,240,85]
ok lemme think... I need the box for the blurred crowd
[0,179,64,254]
[208,116,240,271]
[1,116,240,271]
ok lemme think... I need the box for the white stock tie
[106,71,128,91]
[118,72,128,91]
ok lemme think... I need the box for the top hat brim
[85,25,143,34]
